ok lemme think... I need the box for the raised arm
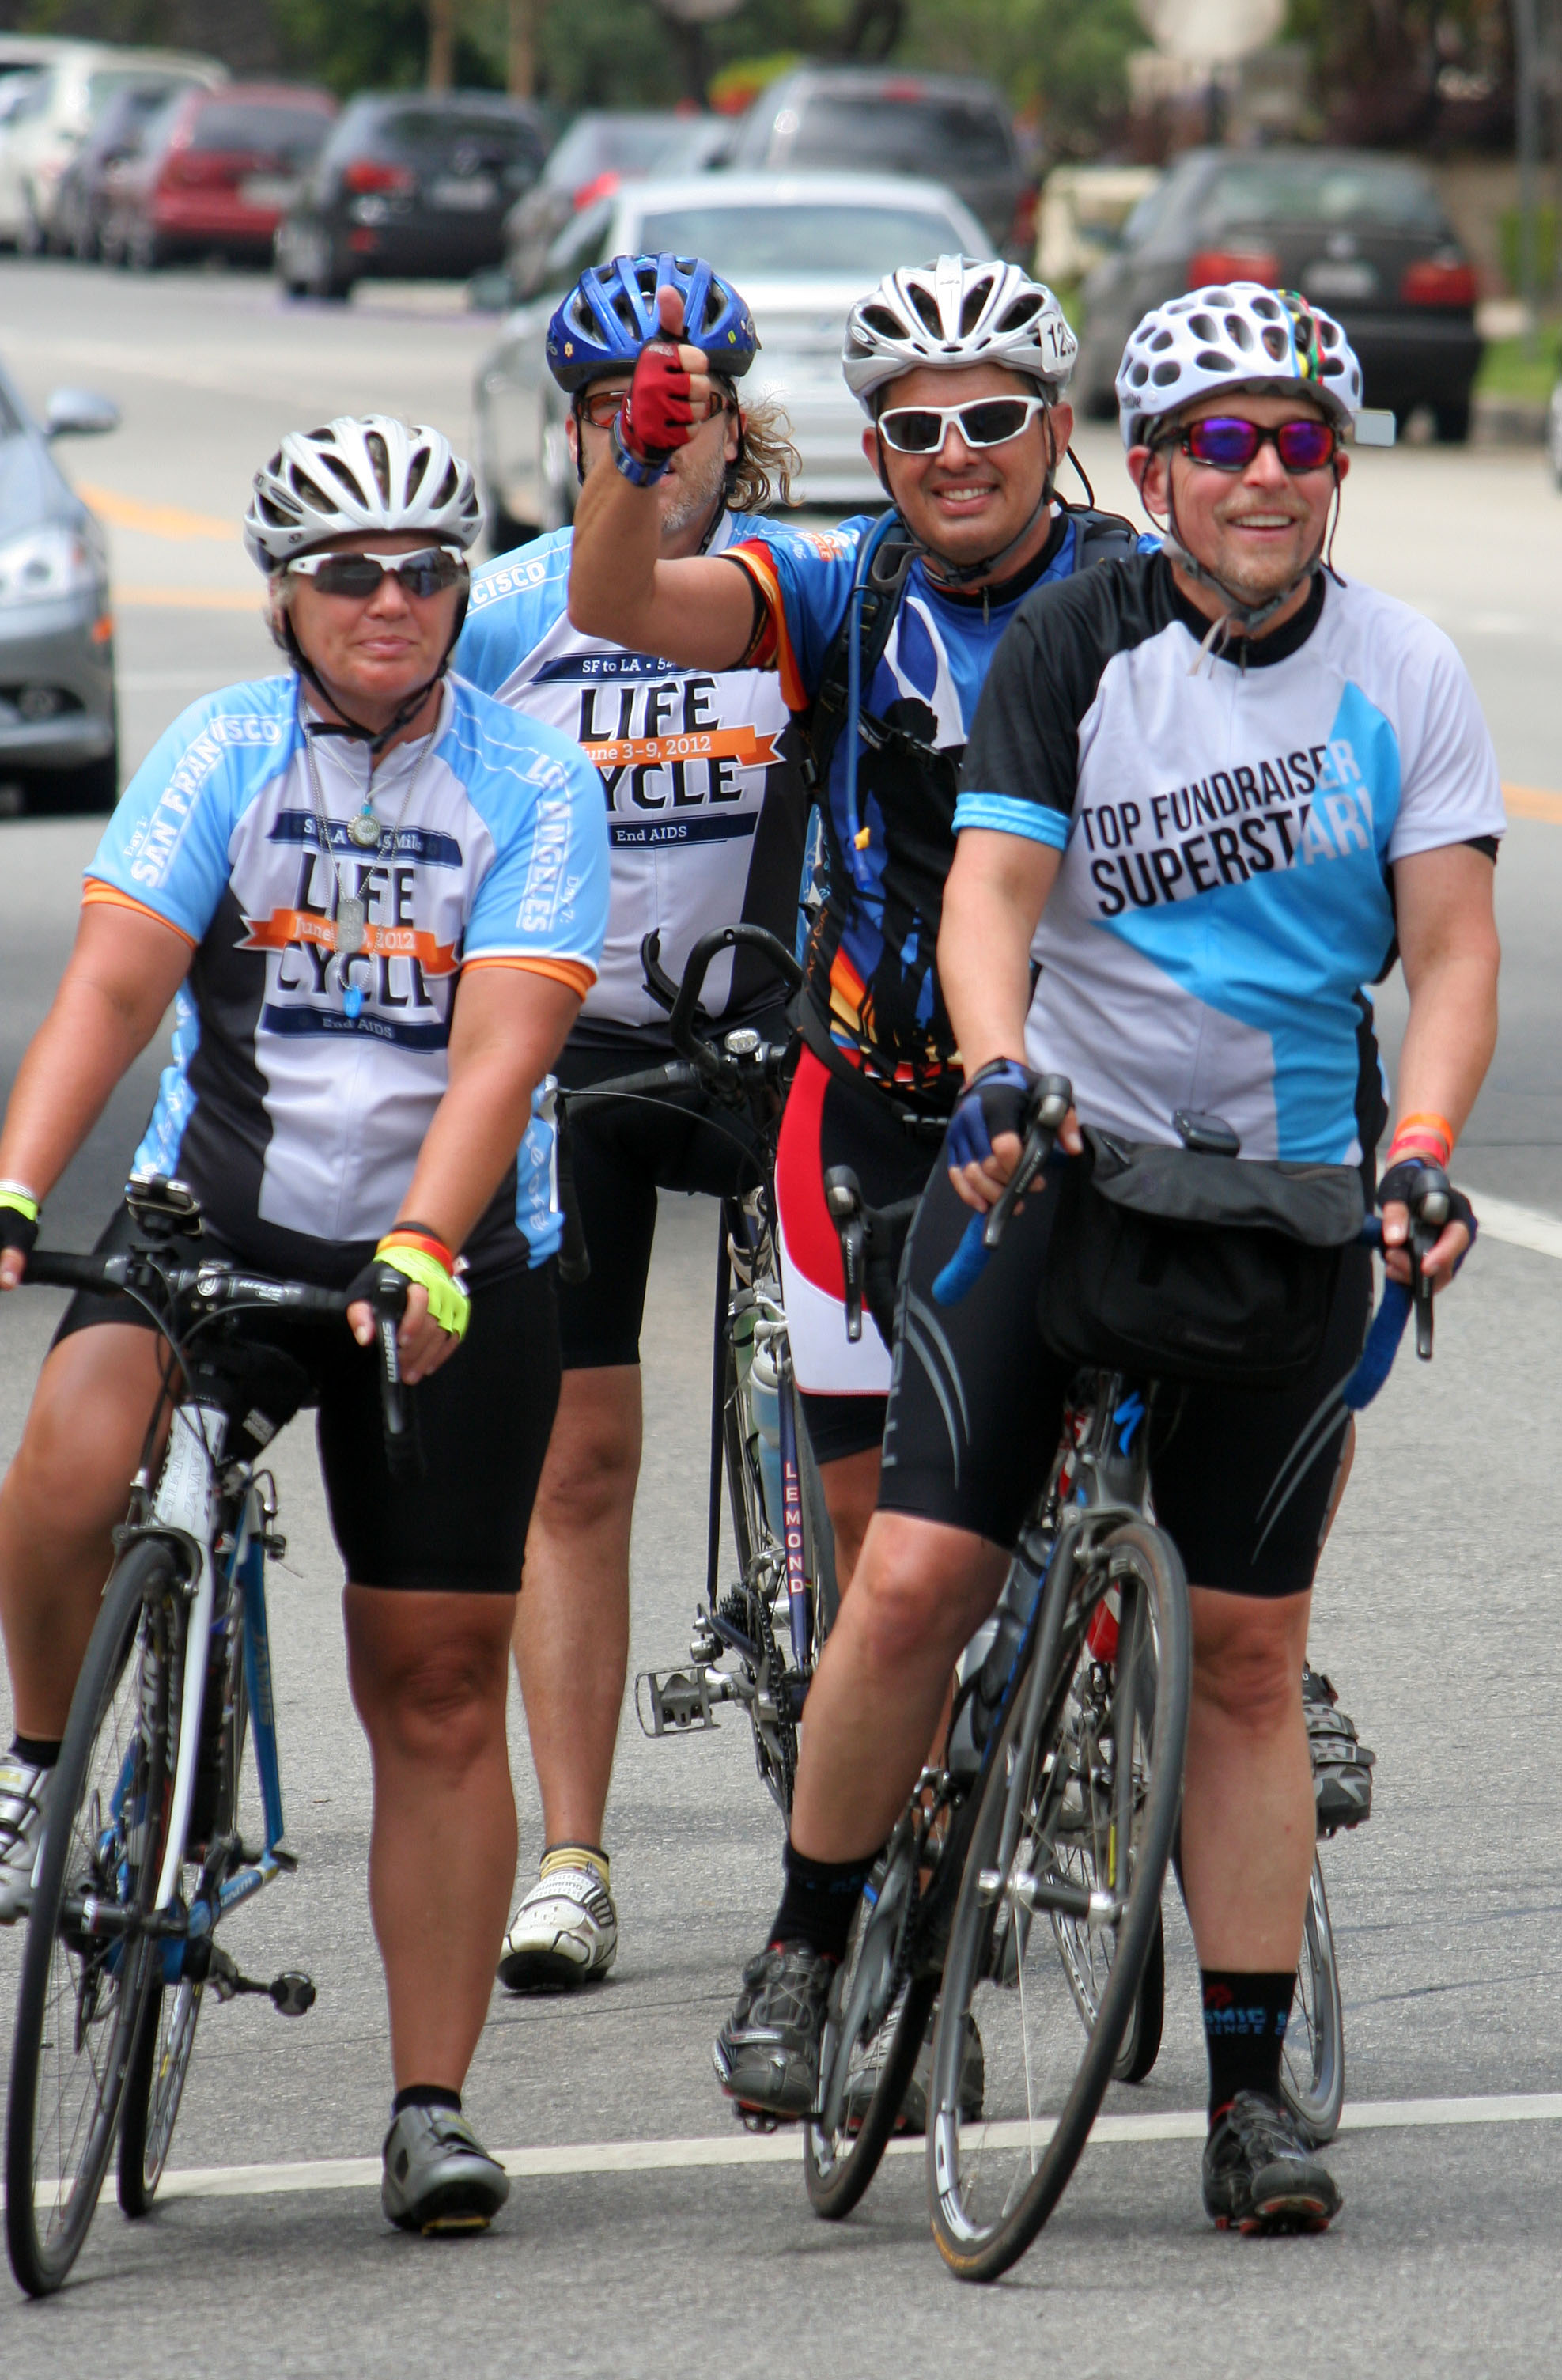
[567,286,759,670]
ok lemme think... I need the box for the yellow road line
[114,585,261,611]
[1503,782,1562,823]
[77,482,237,543]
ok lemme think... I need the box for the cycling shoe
[381,2105,509,2235]
[842,2000,984,2135]
[498,1856,617,1992]
[1303,1663,1375,1837]
[1203,2090,1342,2234]
[713,1941,833,2120]
[0,1755,53,1924]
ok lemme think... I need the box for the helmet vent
[1194,348,1234,372]
[996,292,1042,332]
[1149,329,1174,352]
[317,452,368,503]
[1188,312,1217,341]
[1152,361,1182,386]
[404,446,430,503]
[860,304,905,339]
[290,467,338,514]
[959,276,995,334]
[1223,315,1254,348]
[364,432,391,502]
[908,284,943,337]
[1261,325,1289,360]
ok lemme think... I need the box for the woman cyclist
[0,416,608,2234]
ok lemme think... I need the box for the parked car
[474,168,989,544]
[0,355,119,814]
[1072,146,1483,441]
[276,91,549,300]
[501,111,692,298]
[100,82,336,273]
[51,72,223,260]
[724,66,1027,252]
[0,40,225,251]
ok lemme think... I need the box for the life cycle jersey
[959,554,1506,1165]
[728,509,1138,1110]
[84,673,609,1281]
[457,510,807,1039]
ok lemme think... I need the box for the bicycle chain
[751,1568,796,1807]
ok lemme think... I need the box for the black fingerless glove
[1376,1160,1477,1260]
[947,1059,1039,1171]
[0,1193,39,1258]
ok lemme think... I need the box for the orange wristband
[1387,1111,1454,1167]
[378,1226,456,1274]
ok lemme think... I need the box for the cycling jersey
[457,512,807,1036]
[83,673,610,1279]
[729,508,1133,1105]
[959,555,1505,1166]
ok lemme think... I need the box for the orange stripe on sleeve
[462,954,596,999]
[727,542,807,714]
[81,881,198,948]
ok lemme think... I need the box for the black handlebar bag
[1037,1129,1367,1391]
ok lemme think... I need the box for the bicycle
[3,1172,410,2298]
[554,924,837,1820]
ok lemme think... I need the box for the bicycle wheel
[1280,1854,1345,2145]
[804,1820,938,2221]
[118,1587,247,2216]
[926,1521,1189,2282]
[6,1540,183,2295]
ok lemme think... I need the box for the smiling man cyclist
[0,418,608,2235]
[456,252,808,1996]
[718,287,1500,2231]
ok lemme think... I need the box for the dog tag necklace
[303,713,432,1020]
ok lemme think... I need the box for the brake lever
[366,1265,423,1477]
[823,1167,868,1344]
[981,1075,1074,1252]
[1408,1164,1450,1363]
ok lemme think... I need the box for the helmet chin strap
[1158,464,1338,671]
[872,418,1058,594]
[282,594,466,759]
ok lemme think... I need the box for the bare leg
[512,1364,641,1848]
[1180,1587,1315,1971]
[815,1443,881,1598]
[0,1325,168,1736]
[790,1511,1008,1861]
[345,1587,517,2092]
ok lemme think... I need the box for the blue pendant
[343,986,364,1021]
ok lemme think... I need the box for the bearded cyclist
[566,254,1139,1598]
[716,288,1502,2231]
[0,418,609,2234]
[456,253,808,1996]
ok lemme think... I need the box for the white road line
[5,2091,1550,2210]
[1473,1194,1562,1265]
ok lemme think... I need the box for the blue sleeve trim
[953,793,1071,850]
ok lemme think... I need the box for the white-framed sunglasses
[284,544,467,600]
[876,393,1052,456]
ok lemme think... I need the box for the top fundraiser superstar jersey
[456,511,807,1035]
[958,554,1506,1165]
[84,673,609,1280]
[729,508,1133,1107]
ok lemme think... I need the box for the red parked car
[100,82,336,271]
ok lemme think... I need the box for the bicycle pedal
[732,2103,785,2134]
[633,1664,733,1738]
[269,1970,316,2016]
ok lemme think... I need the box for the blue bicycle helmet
[547,252,758,392]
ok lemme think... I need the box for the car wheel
[1432,399,1472,445]
[21,748,119,817]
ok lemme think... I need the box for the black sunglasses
[285,546,467,600]
[1176,417,1339,473]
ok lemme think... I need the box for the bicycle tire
[6,1540,183,2295]
[1280,1854,1345,2145]
[926,1519,1189,2282]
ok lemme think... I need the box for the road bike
[554,925,836,1819]
[4,1174,409,2298]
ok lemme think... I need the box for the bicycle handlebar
[932,1075,1074,1306]
[645,925,803,1077]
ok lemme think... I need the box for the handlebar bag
[1037,1129,1366,1390]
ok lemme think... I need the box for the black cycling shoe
[713,1941,834,2121]
[1303,1662,1375,1837]
[1202,2091,1342,2234]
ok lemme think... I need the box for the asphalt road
[0,256,1560,2376]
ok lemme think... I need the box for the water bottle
[747,1336,785,1539]
[946,1567,1039,1777]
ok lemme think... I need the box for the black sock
[769,1841,877,1965]
[391,2083,462,2120]
[9,1734,61,1769]
[1201,1969,1296,2121]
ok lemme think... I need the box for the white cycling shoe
[0,1755,54,1924]
[497,1851,617,1992]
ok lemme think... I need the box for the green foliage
[901,0,1142,138]
[268,0,499,95]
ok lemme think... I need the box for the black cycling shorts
[54,1206,559,1595]
[557,1024,784,1370]
[879,1155,1372,1599]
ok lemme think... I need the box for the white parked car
[472,169,989,544]
[0,40,225,251]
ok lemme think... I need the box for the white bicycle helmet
[1116,283,1363,449]
[843,255,1077,413]
[244,414,481,571]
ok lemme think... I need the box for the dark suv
[1073,147,1483,442]
[725,65,1026,252]
[277,91,549,299]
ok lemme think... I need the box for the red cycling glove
[618,339,697,464]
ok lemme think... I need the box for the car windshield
[370,106,545,174]
[639,203,966,279]
[87,66,196,115]
[188,102,333,163]
[1206,157,1447,236]
[785,94,1012,173]
[543,114,680,189]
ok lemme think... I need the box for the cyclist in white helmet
[739,283,1498,2225]
[0,414,609,2234]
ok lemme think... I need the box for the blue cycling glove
[947,1059,1038,1171]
